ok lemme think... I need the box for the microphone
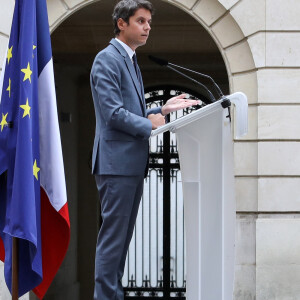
[148,55,224,101]
[149,55,215,102]
[148,55,168,66]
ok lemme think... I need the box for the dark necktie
[133,55,149,176]
[132,54,143,91]
[132,54,146,115]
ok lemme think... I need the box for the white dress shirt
[115,38,135,62]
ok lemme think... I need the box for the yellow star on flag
[0,113,8,132]
[33,45,37,58]
[21,62,33,83]
[33,160,40,180]
[7,46,13,64]
[6,78,11,98]
[20,99,31,118]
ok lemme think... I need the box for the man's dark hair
[112,0,154,36]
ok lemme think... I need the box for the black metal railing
[123,86,207,299]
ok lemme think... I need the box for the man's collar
[114,38,135,60]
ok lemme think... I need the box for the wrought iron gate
[123,86,208,299]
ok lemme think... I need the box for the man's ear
[117,18,127,32]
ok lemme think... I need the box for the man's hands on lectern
[148,94,200,130]
[148,114,165,129]
[161,94,201,116]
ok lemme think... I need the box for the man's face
[118,8,152,50]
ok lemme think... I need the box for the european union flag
[0,0,70,298]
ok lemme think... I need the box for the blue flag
[0,0,70,297]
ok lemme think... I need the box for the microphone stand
[148,55,231,118]
[166,65,216,102]
[167,62,224,99]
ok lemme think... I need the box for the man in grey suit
[90,0,199,299]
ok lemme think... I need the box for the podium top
[151,92,248,138]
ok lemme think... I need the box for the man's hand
[161,94,201,116]
[148,113,165,129]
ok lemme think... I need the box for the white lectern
[151,92,248,300]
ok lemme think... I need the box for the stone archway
[0,0,258,138]
[45,2,258,300]
[46,0,257,93]
[0,1,258,300]
[45,0,259,152]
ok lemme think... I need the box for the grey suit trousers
[94,174,144,300]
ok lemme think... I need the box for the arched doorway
[30,0,245,299]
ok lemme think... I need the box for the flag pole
[12,237,19,300]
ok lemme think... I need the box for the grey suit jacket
[90,39,161,176]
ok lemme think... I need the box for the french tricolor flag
[0,0,70,298]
